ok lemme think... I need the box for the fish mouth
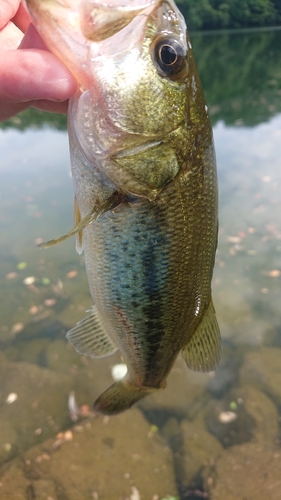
[112,140,162,159]
[79,0,158,42]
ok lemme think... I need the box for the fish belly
[82,147,218,389]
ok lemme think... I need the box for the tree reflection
[192,28,281,126]
[0,108,67,131]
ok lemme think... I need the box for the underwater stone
[240,346,281,407]
[205,390,256,448]
[204,443,281,500]
[1,409,177,500]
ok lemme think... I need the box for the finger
[33,99,69,114]
[0,101,31,121]
[0,20,23,50]
[12,2,31,33]
[0,49,77,102]
[0,98,69,122]
[18,23,48,50]
[0,0,21,29]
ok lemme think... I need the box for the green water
[0,28,281,500]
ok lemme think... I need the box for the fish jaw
[78,0,157,42]
[24,0,158,87]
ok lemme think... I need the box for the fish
[25,0,220,415]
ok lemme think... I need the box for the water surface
[0,28,281,500]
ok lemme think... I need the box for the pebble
[218,411,237,424]
[11,323,24,334]
[17,262,27,270]
[44,298,57,307]
[66,270,78,278]
[227,236,241,244]
[269,269,281,277]
[79,404,92,417]
[6,272,17,280]
[64,430,73,441]
[130,486,140,500]
[68,392,79,420]
[6,393,18,404]
[111,363,127,381]
[23,276,36,285]
[35,453,50,463]
[29,306,39,315]
[41,278,50,286]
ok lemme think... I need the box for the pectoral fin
[74,196,83,255]
[66,306,117,358]
[181,299,220,372]
[37,191,121,249]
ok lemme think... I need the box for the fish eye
[152,35,188,80]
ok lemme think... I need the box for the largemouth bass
[25,0,220,415]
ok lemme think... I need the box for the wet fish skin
[25,0,220,415]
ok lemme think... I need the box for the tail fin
[93,380,156,415]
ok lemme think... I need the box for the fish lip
[112,140,162,159]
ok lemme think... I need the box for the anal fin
[181,298,220,372]
[66,306,117,358]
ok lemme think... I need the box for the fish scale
[81,150,218,389]
[26,0,220,414]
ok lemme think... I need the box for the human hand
[0,0,77,121]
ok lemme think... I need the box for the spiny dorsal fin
[37,191,120,249]
[66,306,117,358]
[181,298,220,372]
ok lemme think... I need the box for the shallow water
[0,28,281,500]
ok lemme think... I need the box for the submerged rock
[204,443,281,500]
[0,463,31,500]
[0,354,73,455]
[0,410,177,500]
[4,337,50,364]
[205,390,256,448]
[203,384,280,499]
[176,414,223,490]
[240,346,281,407]
[44,338,85,372]
[0,343,134,463]
[239,385,279,448]
[0,420,18,463]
